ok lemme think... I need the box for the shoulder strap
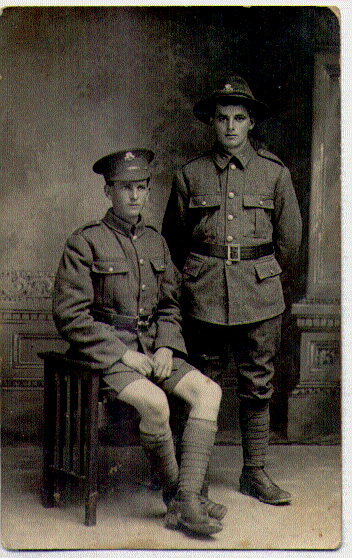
[257,148,285,167]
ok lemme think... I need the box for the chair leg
[84,374,100,526]
[42,363,56,508]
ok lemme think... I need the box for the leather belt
[191,241,274,262]
[92,308,154,332]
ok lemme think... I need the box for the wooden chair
[39,351,108,526]
[38,350,187,526]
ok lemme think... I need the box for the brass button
[230,163,236,170]
[139,307,144,314]
[226,260,232,266]
[141,284,146,291]
[228,192,235,199]
[139,258,144,265]
[259,200,264,206]
[227,214,234,221]
[201,200,206,206]
[132,235,138,241]
[227,235,234,242]
[108,266,114,272]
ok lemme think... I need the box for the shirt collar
[211,140,255,170]
[102,207,145,237]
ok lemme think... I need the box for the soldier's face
[211,104,254,152]
[105,179,149,223]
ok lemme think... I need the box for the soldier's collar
[102,208,145,237]
[211,140,255,170]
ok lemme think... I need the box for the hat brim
[93,149,154,182]
[193,95,270,125]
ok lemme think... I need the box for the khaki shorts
[102,357,195,395]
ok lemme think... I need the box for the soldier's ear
[249,117,255,130]
[146,179,151,199]
[104,183,112,200]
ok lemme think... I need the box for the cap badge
[224,84,233,92]
[124,152,135,160]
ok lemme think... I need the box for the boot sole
[165,512,223,535]
[239,484,291,505]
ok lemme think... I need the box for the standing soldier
[162,76,302,505]
[52,149,226,535]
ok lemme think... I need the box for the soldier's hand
[121,350,153,377]
[153,347,173,381]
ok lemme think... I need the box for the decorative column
[290,52,340,443]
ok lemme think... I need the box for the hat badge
[124,152,135,160]
[224,84,233,92]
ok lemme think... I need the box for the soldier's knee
[203,377,222,411]
[190,372,222,411]
[144,390,170,426]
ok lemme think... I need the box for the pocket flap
[150,258,166,272]
[243,195,274,210]
[183,255,204,277]
[92,259,129,274]
[189,193,221,209]
[254,258,282,281]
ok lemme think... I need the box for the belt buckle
[227,243,240,264]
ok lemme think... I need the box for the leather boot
[199,495,228,521]
[158,473,227,520]
[165,491,223,535]
[239,466,291,505]
[199,469,228,520]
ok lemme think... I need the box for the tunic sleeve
[162,170,190,271]
[153,238,188,355]
[52,232,129,368]
[273,166,303,270]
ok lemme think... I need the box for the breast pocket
[189,193,221,209]
[243,195,274,238]
[189,193,221,238]
[91,259,129,306]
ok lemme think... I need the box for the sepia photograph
[0,4,341,552]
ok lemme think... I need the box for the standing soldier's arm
[272,165,303,271]
[153,238,187,356]
[162,170,190,271]
[52,233,130,368]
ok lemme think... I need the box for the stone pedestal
[290,51,340,443]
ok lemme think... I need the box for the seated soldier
[52,149,226,536]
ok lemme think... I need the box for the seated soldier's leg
[163,370,224,534]
[236,315,291,505]
[177,319,229,517]
[118,378,178,499]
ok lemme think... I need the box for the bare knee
[175,370,222,413]
[142,390,170,427]
[197,376,222,412]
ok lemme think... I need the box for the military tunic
[53,208,188,382]
[162,141,302,326]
